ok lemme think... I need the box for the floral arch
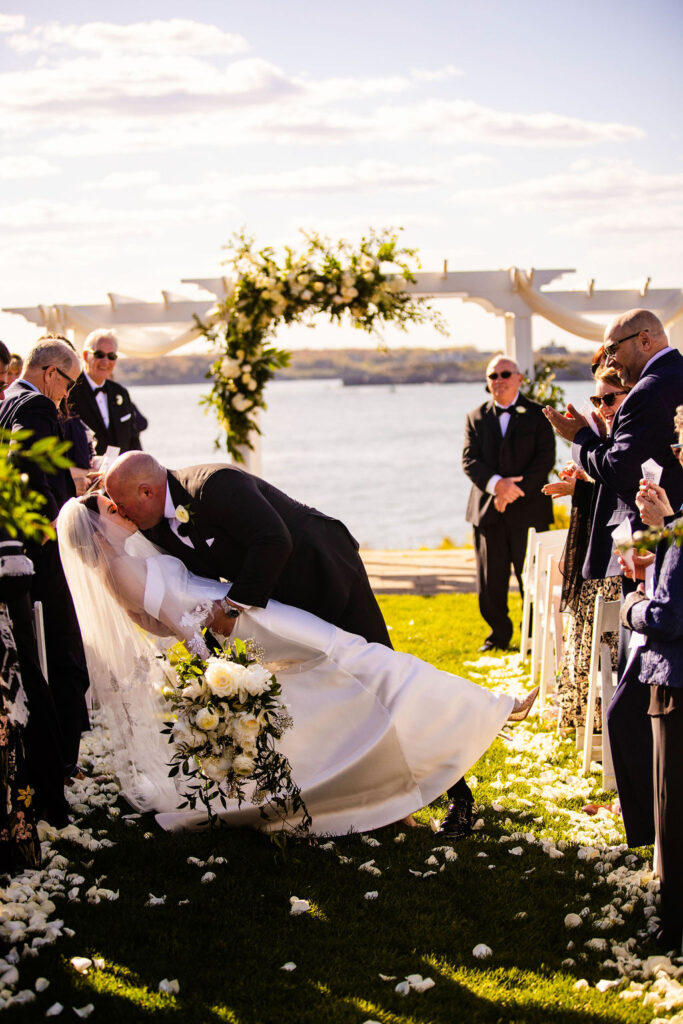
[196,230,445,462]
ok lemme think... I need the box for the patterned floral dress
[557,576,621,729]
[0,604,41,871]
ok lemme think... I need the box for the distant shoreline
[116,345,593,388]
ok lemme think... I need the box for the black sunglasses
[88,349,118,362]
[42,364,76,390]
[603,329,646,358]
[487,370,515,380]
[589,390,629,408]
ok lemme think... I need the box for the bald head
[604,308,668,386]
[105,452,167,529]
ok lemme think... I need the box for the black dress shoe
[478,640,508,653]
[436,797,473,840]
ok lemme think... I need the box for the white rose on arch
[220,357,242,378]
[231,394,253,413]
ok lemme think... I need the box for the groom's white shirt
[163,484,247,608]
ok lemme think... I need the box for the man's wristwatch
[219,598,241,619]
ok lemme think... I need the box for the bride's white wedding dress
[58,504,514,836]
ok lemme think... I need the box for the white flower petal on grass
[74,1006,95,1019]
[361,836,380,848]
[514,912,528,920]
[35,977,50,992]
[564,914,582,929]
[509,847,523,856]
[69,957,91,975]
[395,980,411,996]
[364,891,378,900]
[428,817,441,832]
[472,944,493,959]
[444,849,458,861]
[145,894,166,907]
[358,860,382,876]
[595,978,621,992]
[422,871,437,878]
[378,973,397,981]
[408,869,422,877]
[319,842,335,851]
[412,977,435,992]
[45,1004,63,1017]
[92,958,105,970]
[289,898,311,916]
[158,978,180,994]
[425,855,438,866]
[201,872,216,884]
[574,979,589,991]
[472,819,485,831]
[394,833,406,844]
[280,962,297,972]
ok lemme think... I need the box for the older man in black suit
[544,309,683,848]
[104,451,392,648]
[68,329,147,457]
[0,336,90,781]
[463,355,555,652]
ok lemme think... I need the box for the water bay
[130,378,589,549]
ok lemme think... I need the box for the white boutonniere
[175,504,190,524]
[515,405,526,414]
[115,395,124,406]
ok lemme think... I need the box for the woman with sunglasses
[67,329,148,459]
[542,367,630,733]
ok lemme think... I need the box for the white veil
[57,497,181,812]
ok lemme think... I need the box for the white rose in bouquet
[195,707,220,732]
[233,753,256,776]
[172,720,201,747]
[204,659,246,698]
[182,680,204,700]
[233,714,261,750]
[359,254,376,272]
[243,663,273,696]
[200,752,234,782]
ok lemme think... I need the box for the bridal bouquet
[162,637,310,832]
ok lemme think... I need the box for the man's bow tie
[495,404,515,417]
[93,386,106,397]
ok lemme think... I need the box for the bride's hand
[207,602,238,637]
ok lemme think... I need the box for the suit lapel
[167,472,211,554]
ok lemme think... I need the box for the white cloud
[86,171,161,190]
[377,99,643,146]
[0,196,238,234]
[450,160,683,209]
[411,65,464,82]
[7,18,248,56]
[0,155,58,180]
[0,13,24,33]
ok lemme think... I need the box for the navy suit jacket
[575,348,683,579]
[0,380,75,522]
[624,532,683,688]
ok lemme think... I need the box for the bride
[57,493,536,837]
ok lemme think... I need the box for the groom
[104,452,392,647]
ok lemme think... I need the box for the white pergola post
[504,313,533,376]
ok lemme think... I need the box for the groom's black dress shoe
[436,797,473,840]
[478,640,508,653]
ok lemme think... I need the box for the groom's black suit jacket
[143,465,388,640]
[463,393,555,532]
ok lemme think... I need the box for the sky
[1,0,682,357]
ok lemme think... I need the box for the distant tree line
[115,346,595,388]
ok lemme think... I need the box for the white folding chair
[529,529,568,682]
[582,595,621,787]
[539,554,565,707]
[520,527,537,660]
[33,600,48,682]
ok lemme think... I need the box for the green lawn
[3,594,666,1024]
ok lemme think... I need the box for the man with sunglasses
[68,329,148,457]
[463,354,555,653]
[544,309,683,850]
[0,336,91,785]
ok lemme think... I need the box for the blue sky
[1,0,681,354]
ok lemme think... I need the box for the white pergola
[6,267,683,378]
